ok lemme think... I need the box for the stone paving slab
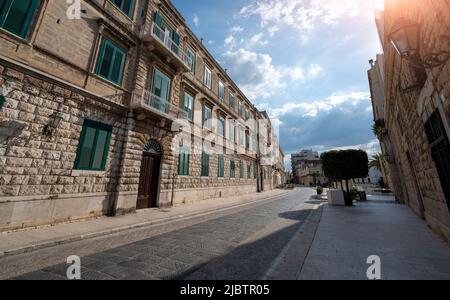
[8,189,315,280]
[298,201,450,280]
[0,189,291,257]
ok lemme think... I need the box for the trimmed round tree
[321,149,369,192]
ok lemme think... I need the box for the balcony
[141,22,192,72]
[131,89,188,122]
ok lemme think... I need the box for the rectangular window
[229,122,236,144]
[0,0,40,38]
[183,92,194,121]
[0,95,5,110]
[74,120,112,171]
[151,68,171,113]
[247,163,251,179]
[218,115,225,137]
[239,160,244,178]
[204,66,212,89]
[178,146,190,176]
[95,37,126,85]
[239,127,245,146]
[230,160,235,178]
[218,155,224,178]
[254,164,257,179]
[218,81,225,101]
[201,151,210,177]
[238,101,243,118]
[185,46,196,73]
[154,11,180,54]
[229,93,235,111]
[245,131,250,150]
[111,0,135,18]
[203,104,212,130]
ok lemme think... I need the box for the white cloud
[267,25,280,37]
[224,26,245,50]
[269,91,370,118]
[314,139,381,156]
[239,0,384,42]
[222,49,323,100]
[246,32,269,48]
[193,15,200,27]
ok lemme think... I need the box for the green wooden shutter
[154,11,163,27]
[0,0,40,38]
[0,95,5,110]
[95,38,126,85]
[74,120,112,171]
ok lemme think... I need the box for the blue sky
[172,0,384,170]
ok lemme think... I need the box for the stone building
[370,0,450,242]
[0,0,283,231]
[291,150,322,185]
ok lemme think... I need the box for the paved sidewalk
[0,189,292,257]
[298,201,450,280]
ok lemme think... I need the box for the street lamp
[43,111,64,137]
[389,18,450,68]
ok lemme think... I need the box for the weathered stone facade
[372,0,450,242]
[0,0,284,231]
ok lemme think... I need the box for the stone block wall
[383,0,450,242]
[0,63,129,231]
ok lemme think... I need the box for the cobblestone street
[1,189,319,280]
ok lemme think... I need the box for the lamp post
[389,18,450,68]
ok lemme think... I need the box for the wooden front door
[137,152,161,209]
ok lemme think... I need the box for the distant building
[291,150,326,185]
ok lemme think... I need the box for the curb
[0,190,293,257]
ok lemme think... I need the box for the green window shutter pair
[218,155,224,178]
[74,120,113,171]
[111,0,135,18]
[0,0,40,38]
[95,37,127,85]
[247,164,251,179]
[230,161,235,178]
[178,146,190,176]
[201,151,210,177]
[239,161,244,178]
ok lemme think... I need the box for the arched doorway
[137,140,162,209]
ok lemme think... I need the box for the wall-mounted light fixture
[43,111,64,137]
[389,18,450,68]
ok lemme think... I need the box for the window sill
[71,170,106,177]
[0,27,31,45]
[91,74,125,91]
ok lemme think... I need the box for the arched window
[144,139,162,155]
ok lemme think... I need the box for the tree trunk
[346,179,349,192]
[340,181,343,190]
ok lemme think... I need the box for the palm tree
[369,153,383,171]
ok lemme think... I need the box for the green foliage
[316,186,324,195]
[372,119,386,137]
[321,149,369,181]
[369,153,383,171]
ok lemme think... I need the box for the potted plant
[316,186,324,196]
